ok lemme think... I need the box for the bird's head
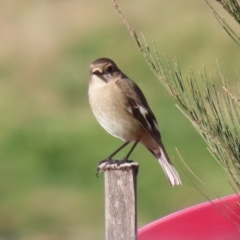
[90,58,120,83]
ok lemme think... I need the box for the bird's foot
[96,159,136,177]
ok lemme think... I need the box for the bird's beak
[91,67,102,74]
[91,67,108,83]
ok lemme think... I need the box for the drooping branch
[111,0,240,188]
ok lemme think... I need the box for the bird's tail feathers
[158,147,182,186]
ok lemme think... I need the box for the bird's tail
[158,146,182,186]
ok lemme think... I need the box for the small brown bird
[88,58,181,186]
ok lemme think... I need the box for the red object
[138,194,240,240]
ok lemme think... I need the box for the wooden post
[99,161,139,240]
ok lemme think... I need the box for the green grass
[0,0,238,239]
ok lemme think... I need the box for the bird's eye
[105,65,114,74]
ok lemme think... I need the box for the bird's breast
[88,81,142,141]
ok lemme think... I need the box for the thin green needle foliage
[206,0,240,46]
[111,0,240,188]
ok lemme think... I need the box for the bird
[88,57,181,186]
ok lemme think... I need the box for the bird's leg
[123,141,139,161]
[96,142,130,177]
[107,141,130,160]
[114,141,139,166]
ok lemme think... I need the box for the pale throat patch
[90,74,107,90]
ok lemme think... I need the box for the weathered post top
[99,161,139,240]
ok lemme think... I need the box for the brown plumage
[88,58,181,186]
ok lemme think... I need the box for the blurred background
[0,0,239,239]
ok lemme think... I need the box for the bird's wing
[116,77,161,144]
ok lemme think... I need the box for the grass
[0,0,238,239]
